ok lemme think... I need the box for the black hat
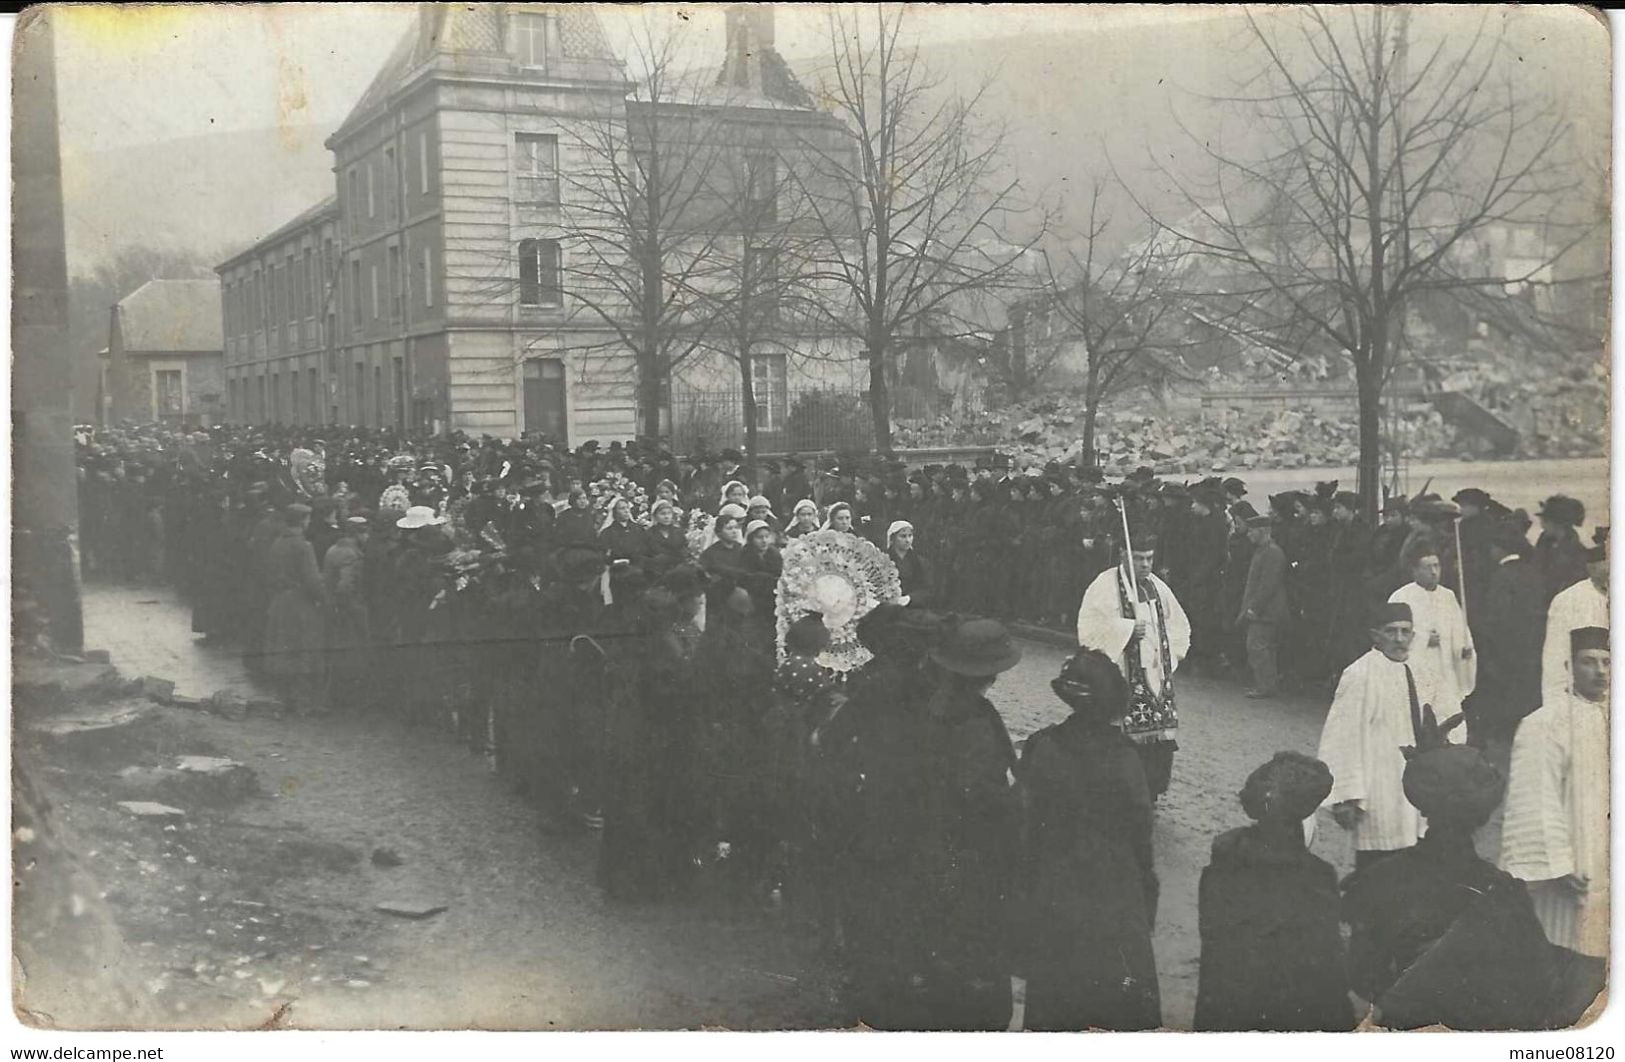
[1332,491,1361,511]
[721,448,744,463]
[1239,752,1333,823]
[1050,648,1128,718]
[856,604,952,662]
[1245,515,1273,529]
[1536,494,1585,527]
[660,563,710,599]
[1572,626,1609,654]
[785,613,832,656]
[555,545,609,582]
[1584,526,1609,563]
[1229,500,1259,520]
[1453,488,1491,509]
[929,618,1022,676]
[1370,600,1413,626]
[1401,709,1502,823]
[1222,477,1247,496]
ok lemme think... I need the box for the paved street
[80,578,1358,1029]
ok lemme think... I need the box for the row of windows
[346,129,435,235]
[226,350,410,428]
[224,239,335,344]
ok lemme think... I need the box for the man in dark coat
[1181,487,1230,672]
[1196,752,1354,1031]
[838,617,1022,1031]
[1465,522,1547,748]
[1533,494,1588,603]
[1453,488,1497,638]
[1238,516,1289,698]
[1326,491,1374,678]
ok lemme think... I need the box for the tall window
[354,362,366,425]
[745,245,780,321]
[367,162,376,218]
[348,168,360,233]
[305,249,316,317]
[515,133,560,204]
[423,245,434,307]
[387,245,402,321]
[750,353,788,432]
[418,129,431,194]
[290,370,301,426]
[747,153,779,222]
[513,13,550,67]
[518,239,562,306]
[371,264,380,319]
[384,146,397,219]
[350,259,363,328]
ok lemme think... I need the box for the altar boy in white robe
[1500,625,1609,1028]
[1541,530,1608,709]
[1389,545,1476,722]
[1077,534,1191,800]
[1319,601,1463,869]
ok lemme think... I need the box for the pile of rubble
[895,379,1607,471]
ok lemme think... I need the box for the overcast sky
[42,4,1610,274]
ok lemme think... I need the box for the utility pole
[13,9,84,652]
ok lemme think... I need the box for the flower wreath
[775,530,902,673]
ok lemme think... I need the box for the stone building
[218,2,862,443]
[104,279,224,428]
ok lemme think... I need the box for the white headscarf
[598,494,627,535]
[718,479,750,511]
[887,520,914,544]
[821,502,854,532]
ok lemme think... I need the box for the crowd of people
[72,421,1606,1030]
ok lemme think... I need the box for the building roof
[330,5,624,145]
[217,195,339,271]
[116,280,223,354]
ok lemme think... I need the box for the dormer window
[512,12,552,69]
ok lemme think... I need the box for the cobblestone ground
[80,581,1354,1030]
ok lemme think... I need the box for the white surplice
[1541,578,1608,708]
[1076,565,1190,703]
[1390,581,1476,719]
[1317,647,1460,853]
[1499,688,1609,957]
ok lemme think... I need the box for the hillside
[62,123,336,276]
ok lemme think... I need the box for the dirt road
[23,581,1365,1030]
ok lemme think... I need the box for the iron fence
[668,385,974,454]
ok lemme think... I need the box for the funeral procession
[10,2,1613,1037]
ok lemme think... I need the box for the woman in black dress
[1013,648,1161,1030]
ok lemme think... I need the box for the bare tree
[442,17,736,442]
[793,4,1048,454]
[1024,182,1197,467]
[1133,7,1592,517]
[690,148,829,480]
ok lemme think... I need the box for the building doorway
[523,358,567,443]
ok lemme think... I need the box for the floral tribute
[586,471,650,526]
[775,530,902,673]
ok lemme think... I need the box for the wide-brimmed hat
[1536,494,1586,527]
[1452,488,1492,509]
[930,618,1022,676]
[396,505,446,529]
[555,545,609,582]
[661,563,710,599]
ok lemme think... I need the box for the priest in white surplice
[1077,534,1190,800]
[1389,546,1476,721]
[1541,530,1608,708]
[1500,625,1609,1027]
[1319,601,1462,868]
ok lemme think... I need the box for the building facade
[218,3,862,443]
[105,279,225,428]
